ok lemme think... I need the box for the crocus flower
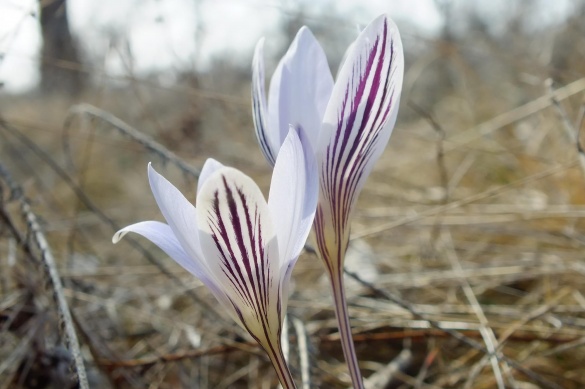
[113,130,317,389]
[252,15,404,388]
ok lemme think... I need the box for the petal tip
[254,38,265,57]
[112,230,127,244]
[147,162,157,179]
[297,25,311,35]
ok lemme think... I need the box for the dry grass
[2,6,585,388]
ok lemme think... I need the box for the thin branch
[0,118,227,324]
[446,77,585,152]
[97,341,260,369]
[353,159,577,239]
[343,269,564,389]
[64,103,200,179]
[546,79,585,178]
[408,101,450,255]
[291,317,312,389]
[575,100,585,175]
[363,346,412,389]
[0,162,89,389]
[441,231,510,389]
[408,101,449,200]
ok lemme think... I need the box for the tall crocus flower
[252,15,404,388]
[113,130,317,389]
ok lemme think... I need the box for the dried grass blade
[0,162,89,389]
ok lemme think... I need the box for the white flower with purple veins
[253,14,404,389]
[113,131,317,389]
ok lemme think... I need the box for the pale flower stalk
[252,14,404,388]
[113,130,317,389]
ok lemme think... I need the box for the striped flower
[113,130,317,389]
[252,14,404,388]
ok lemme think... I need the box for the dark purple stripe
[343,41,397,225]
[230,181,265,320]
[229,267,285,385]
[339,20,388,228]
[329,25,382,235]
[236,185,270,313]
[210,186,254,307]
[322,32,375,243]
[314,205,336,274]
[318,18,399,269]
[205,173,283,345]
[252,86,275,165]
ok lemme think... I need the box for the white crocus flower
[113,130,317,389]
[252,14,404,388]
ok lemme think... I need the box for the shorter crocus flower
[253,15,404,388]
[113,130,317,389]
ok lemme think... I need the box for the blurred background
[1,0,585,388]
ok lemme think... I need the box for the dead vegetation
[1,2,585,388]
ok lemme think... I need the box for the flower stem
[329,268,365,389]
[264,340,297,389]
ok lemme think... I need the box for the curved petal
[316,15,404,269]
[252,39,278,165]
[196,167,283,343]
[268,128,318,312]
[198,158,224,195]
[268,128,317,272]
[147,163,208,273]
[113,221,207,280]
[268,26,334,155]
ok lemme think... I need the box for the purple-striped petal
[198,158,224,194]
[252,39,277,165]
[196,167,282,345]
[316,14,404,269]
[267,26,334,156]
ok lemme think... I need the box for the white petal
[113,221,207,280]
[252,39,278,165]
[267,26,334,155]
[147,163,207,271]
[117,165,236,329]
[268,128,317,272]
[317,14,404,224]
[198,158,224,194]
[268,129,318,312]
[196,167,283,340]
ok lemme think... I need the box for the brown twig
[353,159,577,239]
[445,77,585,152]
[546,79,585,178]
[97,342,255,369]
[0,118,227,324]
[64,103,201,179]
[343,269,564,389]
[0,162,89,389]
[291,317,312,389]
